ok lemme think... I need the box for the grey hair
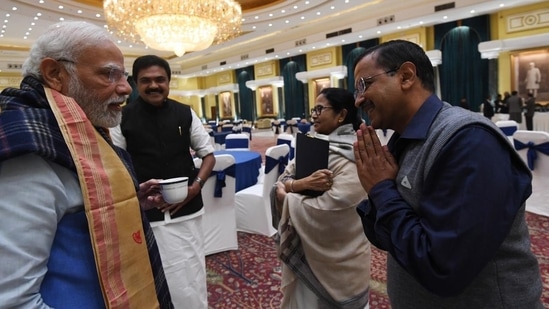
[22,21,114,80]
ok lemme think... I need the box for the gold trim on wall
[507,9,549,33]
[310,52,332,67]
[256,64,273,77]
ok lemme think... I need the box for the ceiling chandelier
[103,0,242,57]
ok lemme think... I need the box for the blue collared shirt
[357,94,532,296]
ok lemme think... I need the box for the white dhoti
[151,211,207,309]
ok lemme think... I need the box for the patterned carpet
[206,133,549,308]
[206,213,549,308]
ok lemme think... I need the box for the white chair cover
[277,133,295,160]
[225,133,250,150]
[196,154,239,255]
[496,120,519,144]
[235,144,290,236]
[513,130,549,217]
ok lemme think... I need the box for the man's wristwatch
[194,176,205,189]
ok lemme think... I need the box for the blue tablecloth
[210,131,232,145]
[214,150,262,191]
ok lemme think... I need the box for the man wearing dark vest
[112,55,215,308]
[353,40,542,308]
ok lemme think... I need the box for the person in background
[458,97,469,110]
[0,22,172,308]
[494,93,505,113]
[507,90,523,123]
[353,39,542,308]
[273,88,370,309]
[501,91,511,113]
[111,55,215,309]
[482,94,494,120]
[524,92,536,131]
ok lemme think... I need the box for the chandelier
[103,0,242,57]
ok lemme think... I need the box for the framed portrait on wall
[511,48,549,102]
[314,77,331,98]
[220,91,233,118]
[259,86,274,115]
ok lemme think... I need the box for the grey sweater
[388,103,543,309]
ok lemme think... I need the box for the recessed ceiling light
[285,20,289,23]
[96,13,101,18]
[241,18,246,22]
[470,10,475,14]
[269,13,273,17]
[305,1,310,4]
[36,13,42,16]
[281,10,286,13]
[254,16,259,19]
[317,12,321,15]
[301,16,305,20]
[11,7,17,11]
[77,10,82,14]
[377,30,381,34]
[59,17,64,21]
[269,23,272,27]
[252,26,256,29]
[443,16,448,19]
[58,5,64,9]
[499,3,505,7]
[330,6,335,9]
[293,6,298,9]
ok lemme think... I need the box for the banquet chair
[221,123,233,132]
[242,124,253,140]
[495,120,519,144]
[285,119,298,135]
[277,133,295,160]
[225,133,250,150]
[196,154,239,255]
[513,130,549,216]
[235,144,289,236]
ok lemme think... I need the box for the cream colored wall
[380,27,429,49]
[0,73,23,92]
[169,77,202,117]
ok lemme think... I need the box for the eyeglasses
[311,105,333,116]
[354,68,398,99]
[56,58,129,84]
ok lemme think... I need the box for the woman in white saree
[273,87,370,309]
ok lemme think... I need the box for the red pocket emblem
[132,231,143,244]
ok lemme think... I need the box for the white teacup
[159,177,189,204]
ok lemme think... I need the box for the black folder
[295,133,329,196]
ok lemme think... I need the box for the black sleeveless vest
[121,97,203,221]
